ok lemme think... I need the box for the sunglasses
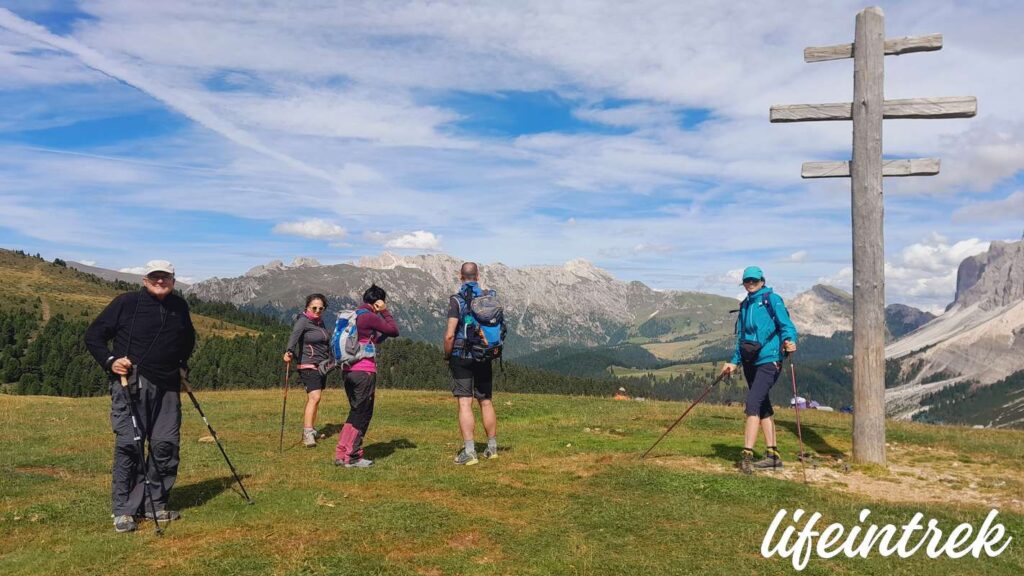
[742,278,763,284]
[146,273,174,282]
[309,306,325,312]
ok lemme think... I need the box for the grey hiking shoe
[113,514,137,533]
[344,458,374,469]
[143,509,181,521]
[482,446,499,460]
[302,428,317,447]
[454,449,479,466]
[739,449,755,475]
[753,448,784,471]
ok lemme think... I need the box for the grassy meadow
[2,388,1023,575]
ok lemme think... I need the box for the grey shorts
[449,356,493,400]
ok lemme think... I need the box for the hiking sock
[487,437,497,451]
[464,440,476,455]
[766,446,781,460]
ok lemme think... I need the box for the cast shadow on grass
[319,423,343,438]
[710,443,745,463]
[777,420,845,458]
[363,438,418,460]
[171,475,250,510]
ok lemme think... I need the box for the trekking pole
[179,369,254,504]
[278,361,291,452]
[786,353,809,484]
[119,374,164,535]
[641,372,727,459]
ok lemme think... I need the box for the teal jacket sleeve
[770,293,798,344]
[730,309,743,365]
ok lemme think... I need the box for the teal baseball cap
[741,266,764,282]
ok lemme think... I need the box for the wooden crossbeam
[801,158,940,179]
[804,33,942,62]
[770,96,976,122]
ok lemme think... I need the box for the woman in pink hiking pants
[334,284,399,468]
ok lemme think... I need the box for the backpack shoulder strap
[762,293,778,325]
[452,293,467,315]
[763,293,782,341]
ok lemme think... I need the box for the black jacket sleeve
[84,294,126,372]
[181,300,197,365]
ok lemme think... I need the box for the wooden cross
[770,7,975,466]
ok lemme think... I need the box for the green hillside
[2,389,1023,575]
[0,249,259,339]
[626,292,738,362]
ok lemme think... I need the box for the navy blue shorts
[743,361,781,418]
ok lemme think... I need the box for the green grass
[2,389,1023,575]
[609,361,718,380]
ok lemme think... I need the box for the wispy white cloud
[785,250,808,263]
[0,7,348,190]
[383,231,441,250]
[953,190,1024,224]
[0,1,1020,307]
[272,219,347,240]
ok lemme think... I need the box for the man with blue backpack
[719,266,798,474]
[444,262,506,466]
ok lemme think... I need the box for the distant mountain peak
[563,258,610,281]
[809,283,852,303]
[290,257,321,268]
[244,257,319,278]
[952,239,1024,311]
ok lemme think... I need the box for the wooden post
[770,6,974,468]
[851,7,886,466]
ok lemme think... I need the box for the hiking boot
[334,458,373,468]
[753,448,784,471]
[739,449,755,475]
[113,514,137,533]
[483,446,499,460]
[302,428,317,447]
[454,449,479,466]
[143,509,181,521]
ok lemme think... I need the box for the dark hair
[363,284,387,304]
[305,293,327,309]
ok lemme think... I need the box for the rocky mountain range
[784,284,935,340]
[186,253,739,356]
[885,240,1024,425]
[187,253,939,363]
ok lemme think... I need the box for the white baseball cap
[144,259,175,276]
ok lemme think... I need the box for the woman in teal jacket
[720,266,798,473]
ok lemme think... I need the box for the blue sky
[1,1,1022,311]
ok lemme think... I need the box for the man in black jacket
[85,260,196,533]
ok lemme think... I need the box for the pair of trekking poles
[119,368,253,536]
[640,354,809,484]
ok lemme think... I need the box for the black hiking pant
[343,371,376,434]
[109,375,181,516]
[742,361,781,419]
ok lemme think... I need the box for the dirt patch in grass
[646,447,1024,513]
[14,466,71,479]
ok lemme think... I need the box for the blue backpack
[331,308,374,365]
[454,285,506,362]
